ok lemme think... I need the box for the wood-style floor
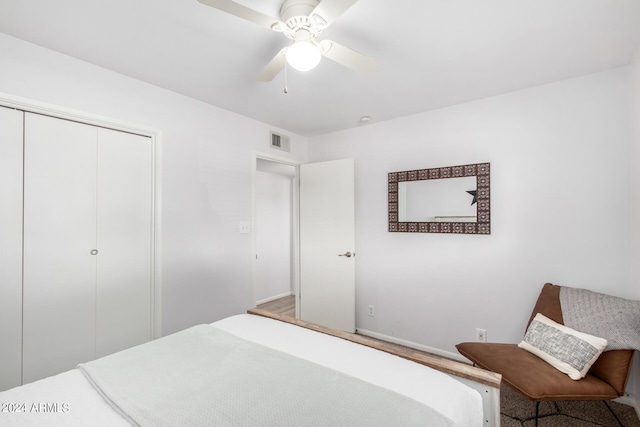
[256,294,295,318]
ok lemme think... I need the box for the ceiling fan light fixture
[286,40,322,72]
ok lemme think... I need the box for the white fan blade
[310,0,359,27]
[257,48,287,82]
[198,0,278,30]
[321,40,376,75]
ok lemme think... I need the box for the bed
[0,311,501,426]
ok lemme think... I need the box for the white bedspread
[78,325,458,426]
[0,314,482,426]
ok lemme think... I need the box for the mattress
[0,314,482,426]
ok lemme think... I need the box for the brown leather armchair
[456,283,635,427]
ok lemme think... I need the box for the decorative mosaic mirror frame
[388,162,490,234]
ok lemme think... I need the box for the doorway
[252,155,356,331]
[253,156,299,317]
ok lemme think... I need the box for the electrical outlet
[368,305,374,317]
[476,328,487,342]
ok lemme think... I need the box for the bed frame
[248,308,502,426]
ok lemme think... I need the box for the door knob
[338,251,354,258]
[90,249,98,255]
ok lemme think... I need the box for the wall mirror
[388,163,490,234]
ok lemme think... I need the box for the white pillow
[518,313,608,380]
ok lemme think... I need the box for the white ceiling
[1,0,640,137]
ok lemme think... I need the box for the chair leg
[535,401,539,427]
[603,400,625,427]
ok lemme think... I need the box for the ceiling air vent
[270,131,290,152]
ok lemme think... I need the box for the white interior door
[23,113,98,383]
[299,158,355,332]
[95,128,152,358]
[0,107,24,391]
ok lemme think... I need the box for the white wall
[308,68,634,358]
[630,44,640,408]
[0,33,309,336]
[2,29,637,401]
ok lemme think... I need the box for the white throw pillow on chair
[518,313,608,380]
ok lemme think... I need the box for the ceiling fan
[197,0,377,81]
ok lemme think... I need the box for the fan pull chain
[283,59,288,94]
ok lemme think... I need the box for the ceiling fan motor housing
[279,0,325,38]
[280,0,319,22]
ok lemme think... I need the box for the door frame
[251,152,301,318]
[0,91,163,339]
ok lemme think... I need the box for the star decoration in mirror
[466,190,477,205]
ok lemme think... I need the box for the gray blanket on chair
[560,286,640,351]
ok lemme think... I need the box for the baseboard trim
[255,292,293,306]
[356,328,468,363]
[615,394,640,419]
[615,394,640,421]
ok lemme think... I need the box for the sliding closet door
[22,113,98,384]
[95,128,152,357]
[0,107,24,391]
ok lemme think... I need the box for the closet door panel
[0,107,24,391]
[95,128,152,358]
[22,113,97,384]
